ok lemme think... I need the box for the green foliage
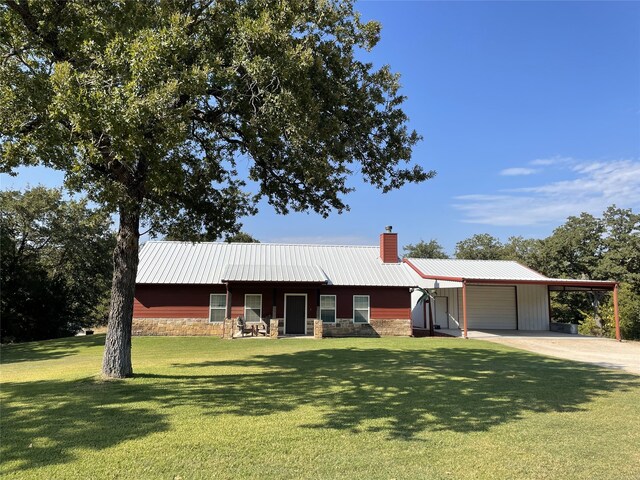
[551,292,591,325]
[501,236,544,270]
[225,231,259,243]
[538,213,605,279]
[0,187,114,342]
[541,206,640,337]
[577,315,601,337]
[595,206,640,289]
[0,0,431,240]
[618,283,640,340]
[452,234,545,266]
[0,1,432,372]
[577,300,612,337]
[164,230,259,242]
[454,233,504,260]
[403,239,448,258]
[413,287,436,304]
[577,284,640,340]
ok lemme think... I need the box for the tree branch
[6,0,72,64]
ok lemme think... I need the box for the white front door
[434,296,448,329]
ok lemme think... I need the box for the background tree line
[404,205,640,340]
[3,189,637,342]
[1,187,114,342]
[0,186,260,343]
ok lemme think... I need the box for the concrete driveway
[441,329,640,375]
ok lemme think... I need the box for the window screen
[209,294,226,323]
[353,295,370,323]
[244,294,262,323]
[320,295,336,323]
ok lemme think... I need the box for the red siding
[230,286,273,319]
[322,286,410,319]
[134,284,410,321]
[134,284,225,318]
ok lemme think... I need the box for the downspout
[613,283,621,342]
[547,285,553,330]
[462,279,468,339]
[428,296,434,337]
[272,288,277,319]
[423,298,427,330]
[224,282,230,339]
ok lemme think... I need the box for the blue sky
[2,1,639,254]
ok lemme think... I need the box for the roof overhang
[220,264,329,284]
[403,258,617,291]
[468,278,616,289]
[223,280,329,286]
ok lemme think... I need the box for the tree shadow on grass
[0,376,169,475]
[157,346,639,439]
[0,334,105,364]
[1,344,638,474]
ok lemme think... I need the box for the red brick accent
[380,233,398,263]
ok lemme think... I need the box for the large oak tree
[1,1,433,377]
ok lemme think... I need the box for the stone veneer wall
[132,318,224,337]
[270,319,279,338]
[314,320,323,339]
[270,318,316,336]
[306,318,315,335]
[132,317,410,337]
[321,318,411,337]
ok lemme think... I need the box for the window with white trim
[209,294,226,323]
[353,295,370,323]
[244,294,262,323]
[320,295,336,323]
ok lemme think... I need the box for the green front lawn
[1,335,639,479]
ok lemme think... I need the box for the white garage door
[466,286,517,329]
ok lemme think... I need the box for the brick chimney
[380,226,398,263]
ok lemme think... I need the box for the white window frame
[353,295,370,324]
[209,293,227,323]
[319,295,337,323]
[244,294,262,324]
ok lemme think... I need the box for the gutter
[402,258,617,288]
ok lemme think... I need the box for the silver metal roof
[406,258,616,288]
[406,258,548,281]
[221,264,328,283]
[136,241,419,287]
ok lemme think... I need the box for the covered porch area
[404,258,620,341]
[223,281,326,337]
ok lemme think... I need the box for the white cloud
[529,156,575,166]
[500,167,538,176]
[454,159,640,226]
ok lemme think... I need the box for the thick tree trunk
[102,204,141,378]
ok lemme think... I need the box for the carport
[404,258,620,341]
